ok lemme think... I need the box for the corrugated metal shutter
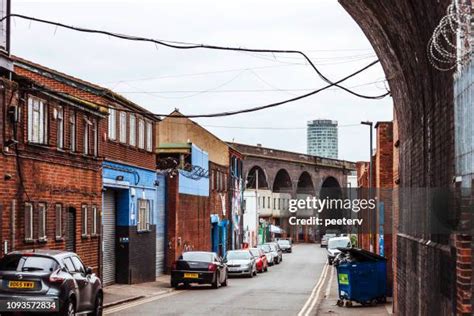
[102,190,116,286]
[156,175,166,276]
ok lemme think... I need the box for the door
[63,256,93,311]
[102,190,116,286]
[66,208,76,252]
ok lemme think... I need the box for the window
[70,256,85,274]
[93,119,98,157]
[25,203,33,241]
[55,204,62,239]
[63,258,76,273]
[38,203,46,240]
[267,197,270,209]
[83,118,90,155]
[81,205,88,237]
[129,114,136,146]
[27,96,47,144]
[91,206,98,236]
[138,119,145,149]
[119,111,127,143]
[108,108,116,140]
[137,199,151,232]
[146,121,152,151]
[56,106,64,149]
[273,198,276,210]
[70,111,76,152]
[262,197,265,208]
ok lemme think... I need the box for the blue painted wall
[103,161,160,227]
[178,144,210,197]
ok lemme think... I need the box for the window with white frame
[137,199,151,232]
[91,206,98,236]
[55,204,62,239]
[138,118,145,149]
[108,108,116,140]
[38,203,47,240]
[83,117,90,155]
[146,121,152,151]
[70,111,76,152]
[119,111,127,143]
[28,96,48,144]
[25,203,33,241]
[57,106,64,149]
[81,205,88,236]
[129,114,136,146]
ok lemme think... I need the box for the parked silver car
[225,250,257,278]
[257,244,274,266]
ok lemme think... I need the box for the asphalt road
[108,244,327,316]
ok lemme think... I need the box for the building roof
[12,55,157,120]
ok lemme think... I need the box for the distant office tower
[307,119,338,159]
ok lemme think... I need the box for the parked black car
[0,249,103,316]
[171,251,228,289]
[277,239,292,253]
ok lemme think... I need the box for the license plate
[8,281,35,289]
[183,273,198,279]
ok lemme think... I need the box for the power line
[26,59,388,118]
[2,13,389,100]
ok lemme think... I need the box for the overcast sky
[12,0,393,162]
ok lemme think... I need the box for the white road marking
[297,263,329,316]
[324,265,334,298]
[104,290,184,315]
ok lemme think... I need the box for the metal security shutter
[102,190,116,286]
[156,176,166,276]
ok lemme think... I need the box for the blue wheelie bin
[335,247,387,307]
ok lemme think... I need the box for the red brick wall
[165,175,211,271]
[0,78,102,272]
[375,121,394,295]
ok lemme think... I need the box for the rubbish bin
[334,247,387,307]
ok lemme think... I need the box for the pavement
[315,265,392,316]
[103,274,172,308]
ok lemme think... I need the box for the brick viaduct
[339,0,472,314]
[229,142,354,197]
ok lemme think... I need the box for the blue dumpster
[335,247,387,307]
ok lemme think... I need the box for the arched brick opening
[338,1,462,314]
[245,165,269,189]
[296,171,315,195]
[272,169,293,193]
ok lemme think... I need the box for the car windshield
[0,255,58,272]
[328,239,351,249]
[278,240,290,245]
[181,252,213,262]
[249,249,260,257]
[226,251,251,260]
[259,245,271,252]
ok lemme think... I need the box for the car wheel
[91,292,103,316]
[212,272,220,289]
[221,275,228,287]
[253,268,257,276]
[63,298,75,316]
[171,280,179,289]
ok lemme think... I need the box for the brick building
[156,111,244,262]
[8,56,165,285]
[158,143,212,271]
[0,56,105,273]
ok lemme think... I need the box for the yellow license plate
[183,273,199,279]
[8,281,35,289]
